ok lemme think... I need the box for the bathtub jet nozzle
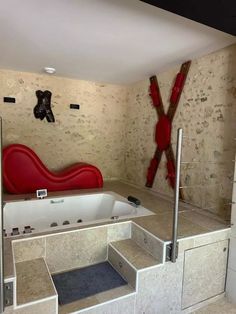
[111,216,119,220]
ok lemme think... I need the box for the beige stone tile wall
[46,226,107,273]
[135,254,184,314]
[124,44,236,219]
[12,222,131,273]
[107,222,131,242]
[13,238,45,263]
[131,223,164,262]
[108,245,137,288]
[1,43,236,218]
[0,69,127,179]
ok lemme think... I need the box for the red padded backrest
[3,144,103,194]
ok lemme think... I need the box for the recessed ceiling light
[44,67,56,74]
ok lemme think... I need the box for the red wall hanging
[146,61,191,197]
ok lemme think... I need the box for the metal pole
[0,117,4,312]
[171,128,183,263]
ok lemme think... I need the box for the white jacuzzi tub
[4,191,154,236]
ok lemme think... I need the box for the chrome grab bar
[0,117,4,312]
[171,128,183,263]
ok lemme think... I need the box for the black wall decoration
[34,90,55,122]
[3,97,16,103]
[70,104,80,110]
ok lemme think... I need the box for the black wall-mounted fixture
[3,97,16,103]
[70,104,80,110]
[140,0,236,35]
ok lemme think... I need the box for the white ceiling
[0,0,235,84]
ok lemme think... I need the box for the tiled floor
[192,298,236,313]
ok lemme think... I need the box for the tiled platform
[3,180,231,314]
[3,180,229,242]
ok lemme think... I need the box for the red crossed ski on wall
[146,61,191,198]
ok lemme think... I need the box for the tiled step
[10,222,165,314]
[14,257,136,314]
[59,284,135,314]
[131,222,165,263]
[15,258,57,307]
[109,239,162,273]
[108,242,137,288]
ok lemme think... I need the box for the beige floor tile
[133,213,210,241]
[192,297,236,313]
[4,298,57,314]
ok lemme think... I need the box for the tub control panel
[36,189,48,199]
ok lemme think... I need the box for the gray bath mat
[52,261,127,305]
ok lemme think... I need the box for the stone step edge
[61,288,136,314]
[15,258,57,308]
[108,241,163,281]
[109,241,163,271]
[131,222,166,263]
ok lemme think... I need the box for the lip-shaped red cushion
[3,144,103,194]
